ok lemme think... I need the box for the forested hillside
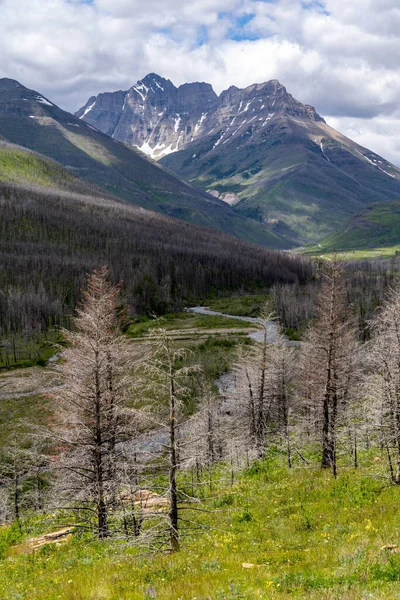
[0,79,288,248]
[0,171,310,367]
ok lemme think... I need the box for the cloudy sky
[1,0,400,164]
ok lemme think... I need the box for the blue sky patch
[226,13,260,42]
[196,25,209,46]
[301,1,329,15]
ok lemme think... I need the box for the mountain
[77,74,400,244]
[0,140,311,345]
[0,78,288,249]
[312,198,400,252]
[76,73,220,159]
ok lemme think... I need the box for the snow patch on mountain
[136,140,177,159]
[173,114,181,133]
[262,113,274,126]
[243,100,253,113]
[154,80,164,92]
[137,141,155,157]
[319,142,330,162]
[194,113,207,133]
[80,101,96,119]
[133,83,148,102]
[35,96,53,107]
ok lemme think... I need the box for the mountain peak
[0,78,25,88]
[133,73,175,97]
[141,72,169,82]
[139,72,173,88]
[76,75,326,158]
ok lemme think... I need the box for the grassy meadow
[3,303,400,599]
[303,246,400,261]
[2,452,400,599]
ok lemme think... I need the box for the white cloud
[327,115,400,167]
[0,0,399,165]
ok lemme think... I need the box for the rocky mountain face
[76,74,323,161]
[76,73,219,159]
[77,74,400,244]
[0,77,289,248]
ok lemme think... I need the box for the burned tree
[298,259,358,477]
[50,267,137,538]
[368,281,400,483]
[143,328,200,552]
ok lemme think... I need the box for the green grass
[5,304,400,598]
[0,394,48,446]
[0,332,62,370]
[304,246,400,260]
[128,312,254,408]
[127,312,255,404]
[181,335,252,401]
[2,310,400,598]
[127,312,255,338]
[0,145,75,187]
[3,453,400,599]
[200,294,270,317]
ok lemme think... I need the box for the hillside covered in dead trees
[2,259,400,598]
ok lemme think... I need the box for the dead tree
[0,437,34,523]
[367,281,400,482]
[298,259,358,477]
[143,328,200,552]
[50,267,138,539]
[233,302,286,459]
[272,344,297,469]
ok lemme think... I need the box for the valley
[2,288,400,599]
[2,51,400,600]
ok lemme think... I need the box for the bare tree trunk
[168,348,179,552]
[395,392,400,483]
[353,429,358,469]
[256,325,268,459]
[282,394,292,469]
[35,468,43,512]
[14,474,20,522]
[322,388,332,469]
[207,401,215,466]
[245,369,256,444]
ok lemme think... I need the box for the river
[186,306,297,344]
[187,306,299,409]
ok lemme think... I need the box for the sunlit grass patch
[2,452,400,598]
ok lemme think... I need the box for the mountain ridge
[0,77,289,249]
[76,74,324,160]
[76,73,400,244]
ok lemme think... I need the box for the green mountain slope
[0,140,309,313]
[0,78,289,249]
[313,198,400,251]
[159,86,400,244]
[0,140,104,194]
